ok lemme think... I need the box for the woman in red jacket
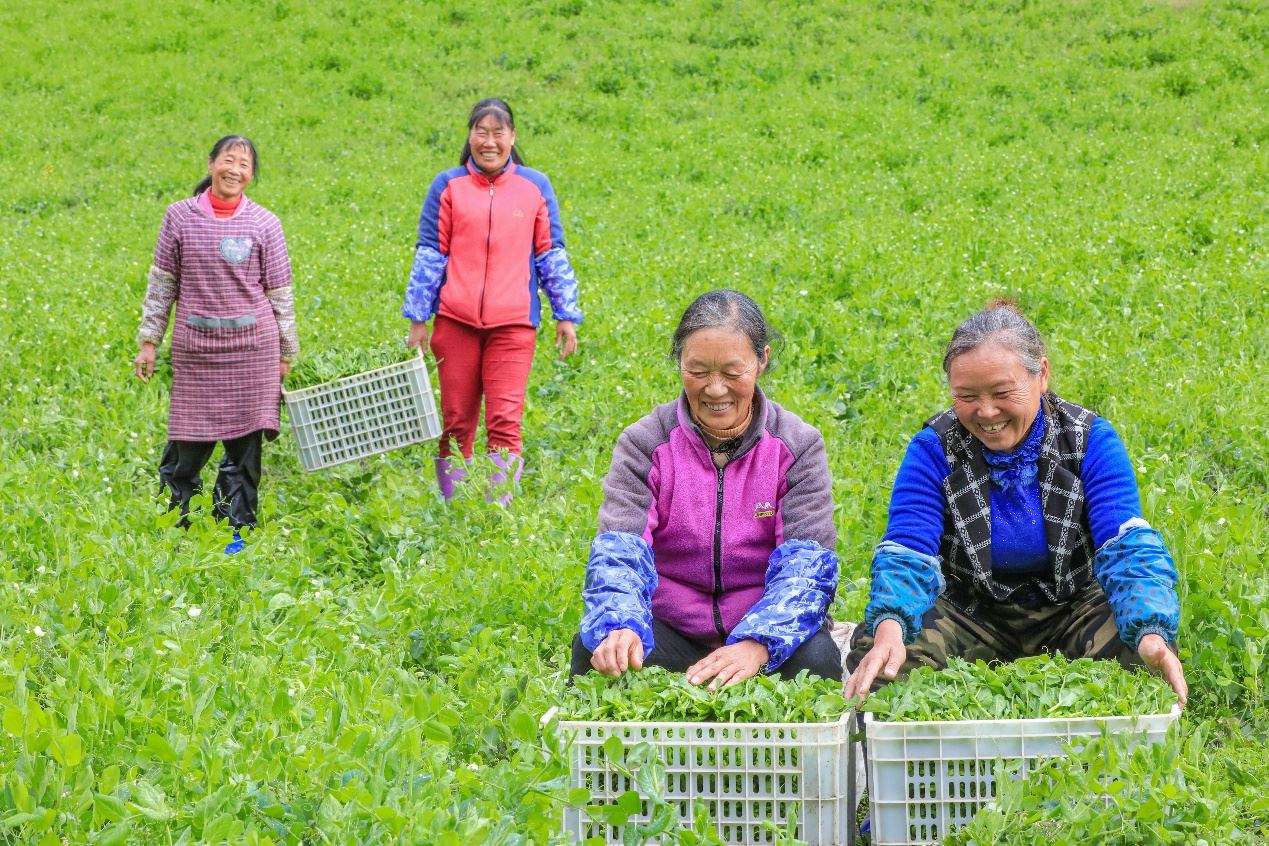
[403,98,583,501]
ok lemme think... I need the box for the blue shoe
[224,532,245,555]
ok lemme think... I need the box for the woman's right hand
[843,618,907,701]
[134,342,157,382]
[591,628,645,677]
[407,321,430,351]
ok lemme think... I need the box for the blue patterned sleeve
[726,540,837,670]
[1093,518,1180,648]
[402,246,448,322]
[862,541,945,644]
[534,246,584,324]
[579,531,657,654]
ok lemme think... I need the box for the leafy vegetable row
[863,655,1177,722]
[561,667,848,723]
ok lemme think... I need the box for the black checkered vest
[925,393,1097,606]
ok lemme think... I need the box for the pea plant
[286,339,418,390]
[862,655,1177,722]
[561,667,849,723]
[943,724,1258,845]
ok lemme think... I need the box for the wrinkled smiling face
[680,327,768,432]
[948,341,1049,452]
[207,144,254,201]
[468,115,515,175]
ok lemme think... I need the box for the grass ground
[0,0,1265,842]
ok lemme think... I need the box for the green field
[2,0,1266,842]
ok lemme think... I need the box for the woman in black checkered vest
[843,300,1186,705]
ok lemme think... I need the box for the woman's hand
[1138,633,1188,708]
[280,360,292,380]
[134,342,157,382]
[407,321,430,351]
[555,320,577,359]
[843,619,906,701]
[591,628,644,677]
[687,639,769,691]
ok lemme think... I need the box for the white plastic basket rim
[281,349,427,401]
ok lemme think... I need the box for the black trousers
[570,619,843,681]
[158,431,263,529]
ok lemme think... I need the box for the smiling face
[679,327,769,432]
[468,114,515,175]
[947,341,1049,452]
[207,143,254,202]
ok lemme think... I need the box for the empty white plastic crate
[560,714,854,845]
[282,352,441,471]
[863,706,1181,845]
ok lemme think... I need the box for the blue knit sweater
[865,408,1179,649]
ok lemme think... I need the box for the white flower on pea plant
[188,606,201,618]
[32,625,45,637]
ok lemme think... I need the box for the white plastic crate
[560,714,855,845]
[282,352,441,471]
[863,706,1181,845]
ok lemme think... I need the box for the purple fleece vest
[596,389,835,645]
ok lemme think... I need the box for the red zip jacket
[402,160,584,329]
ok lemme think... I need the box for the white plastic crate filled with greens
[555,667,857,845]
[859,656,1181,846]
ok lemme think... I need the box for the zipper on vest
[479,180,494,323]
[711,465,727,640]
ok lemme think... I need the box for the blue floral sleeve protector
[1094,518,1180,648]
[863,541,945,645]
[728,539,839,670]
[534,246,584,323]
[401,246,448,322]
[579,531,657,655]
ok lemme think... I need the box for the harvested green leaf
[287,340,416,390]
[561,666,849,723]
[862,655,1177,722]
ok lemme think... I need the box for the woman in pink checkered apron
[133,135,299,554]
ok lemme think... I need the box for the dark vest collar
[926,393,1097,605]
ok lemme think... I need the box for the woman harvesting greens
[844,301,1186,705]
[402,98,583,502]
[134,135,298,554]
[573,290,841,689]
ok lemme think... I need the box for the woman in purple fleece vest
[572,290,842,688]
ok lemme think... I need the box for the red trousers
[430,315,537,459]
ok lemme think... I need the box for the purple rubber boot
[435,456,469,501]
[486,452,523,504]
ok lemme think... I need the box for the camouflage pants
[845,579,1144,692]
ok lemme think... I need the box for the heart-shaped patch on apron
[220,236,254,265]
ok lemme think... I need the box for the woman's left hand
[280,360,292,380]
[555,320,578,359]
[687,640,769,691]
[1138,633,1188,708]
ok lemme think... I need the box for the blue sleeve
[881,429,950,557]
[534,247,584,323]
[402,174,451,322]
[402,246,448,322]
[862,541,945,644]
[1093,519,1180,648]
[861,429,949,643]
[579,531,657,655]
[726,540,837,670]
[1082,417,1144,548]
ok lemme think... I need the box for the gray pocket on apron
[186,313,259,354]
